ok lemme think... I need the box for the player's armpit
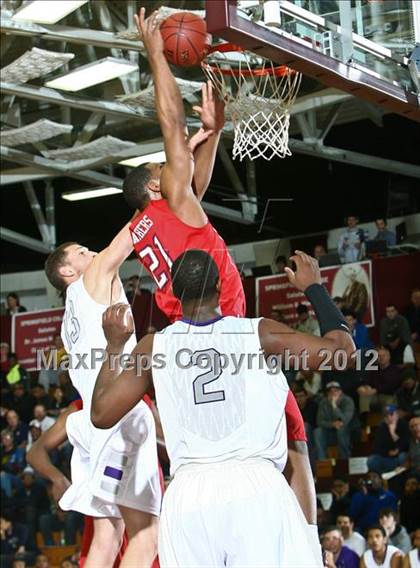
[258,318,354,371]
[91,334,154,429]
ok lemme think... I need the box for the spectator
[403,529,420,568]
[314,244,327,261]
[5,411,28,448]
[5,294,27,316]
[48,387,68,418]
[380,304,412,347]
[342,309,373,350]
[270,308,286,324]
[295,304,320,336]
[314,382,355,459]
[1,431,25,478]
[358,347,403,413]
[5,355,29,390]
[407,416,420,475]
[317,499,329,535]
[34,555,50,568]
[396,370,420,419]
[373,218,396,247]
[336,514,366,557]
[12,559,26,568]
[293,386,317,465]
[39,483,83,546]
[404,288,420,343]
[321,526,359,568]
[26,423,42,453]
[274,255,287,274]
[17,471,50,551]
[30,386,52,411]
[38,335,66,393]
[333,297,345,311]
[384,330,416,367]
[31,405,55,433]
[399,475,420,534]
[0,515,33,568]
[330,480,353,521]
[57,371,78,403]
[4,384,32,424]
[294,369,322,397]
[379,508,411,554]
[349,471,397,532]
[337,216,366,264]
[367,405,410,474]
[361,525,402,568]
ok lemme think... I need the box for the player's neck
[181,302,221,324]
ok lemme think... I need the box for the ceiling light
[12,1,89,24]
[119,150,166,167]
[1,119,73,147]
[1,47,74,84]
[45,57,138,92]
[62,187,122,201]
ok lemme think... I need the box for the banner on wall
[256,260,374,327]
[12,308,64,371]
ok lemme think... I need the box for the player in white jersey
[361,526,402,568]
[91,248,355,567]
[44,228,161,568]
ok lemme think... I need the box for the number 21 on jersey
[139,235,173,289]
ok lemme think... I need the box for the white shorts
[60,403,162,518]
[159,459,323,568]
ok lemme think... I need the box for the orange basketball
[160,12,211,67]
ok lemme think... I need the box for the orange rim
[203,42,293,77]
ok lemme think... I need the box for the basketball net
[202,45,302,161]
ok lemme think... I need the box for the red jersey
[130,200,246,322]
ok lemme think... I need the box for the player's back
[61,276,136,411]
[152,316,289,475]
[130,199,245,321]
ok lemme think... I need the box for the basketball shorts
[60,403,162,518]
[159,459,323,568]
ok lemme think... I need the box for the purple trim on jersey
[104,466,123,481]
[181,315,224,327]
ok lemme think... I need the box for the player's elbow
[90,405,116,430]
[327,331,356,370]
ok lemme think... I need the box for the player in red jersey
[27,397,162,568]
[123,9,245,323]
[125,10,317,533]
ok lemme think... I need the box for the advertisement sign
[256,260,374,327]
[12,308,64,371]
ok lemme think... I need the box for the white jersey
[152,316,289,476]
[61,276,136,411]
[409,548,419,568]
[363,546,401,568]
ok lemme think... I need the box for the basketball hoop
[202,43,302,161]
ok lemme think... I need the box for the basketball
[160,12,211,67]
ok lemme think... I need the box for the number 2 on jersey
[139,236,172,289]
[192,349,225,405]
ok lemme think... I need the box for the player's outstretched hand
[188,127,215,153]
[193,81,225,132]
[285,250,321,292]
[102,303,134,351]
[134,7,164,58]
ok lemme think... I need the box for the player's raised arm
[26,404,78,502]
[135,9,206,224]
[259,251,355,368]
[91,304,153,429]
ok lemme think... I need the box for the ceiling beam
[1,167,58,185]
[0,18,144,52]
[1,147,253,225]
[1,227,53,254]
[288,139,420,178]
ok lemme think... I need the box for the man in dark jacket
[367,405,410,474]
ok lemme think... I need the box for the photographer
[349,471,397,533]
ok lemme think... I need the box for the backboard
[205,0,420,121]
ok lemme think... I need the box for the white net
[202,47,302,161]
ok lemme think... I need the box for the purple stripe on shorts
[104,466,123,480]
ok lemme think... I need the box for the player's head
[171,250,220,308]
[45,242,97,291]
[366,525,387,552]
[123,163,164,211]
